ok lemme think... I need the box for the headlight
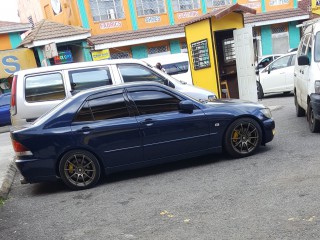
[315,81,320,94]
[260,108,272,119]
[208,95,217,102]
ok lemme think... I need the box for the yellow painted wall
[211,12,244,31]
[185,20,220,96]
[0,34,12,51]
[265,0,294,12]
[40,0,82,26]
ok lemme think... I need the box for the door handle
[76,127,92,134]
[143,118,155,127]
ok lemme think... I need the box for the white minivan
[294,20,320,132]
[142,53,193,85]
[11,58,216,127]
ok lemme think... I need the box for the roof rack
[296,18,320,31]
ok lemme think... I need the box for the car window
[315,32,320,62]
[289,54,296,66]
[128,90,181,115]
[25,73,66,103]
[118,64,167,85]
[269,55,291,70]
[162,61,189,75]
[0,95,10,107]
[69,67,112,91]
[298,34,310,57]
[74,93,129,122]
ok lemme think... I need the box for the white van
[11,58,216,127]
[294,20,320,132]
[142,53,193,85]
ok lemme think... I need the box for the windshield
[315,32,320,62]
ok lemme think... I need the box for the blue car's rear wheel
[59,150,101,190]
[224,118,262,158]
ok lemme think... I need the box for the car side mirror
[298,55,310,66]
[179,100,194,113]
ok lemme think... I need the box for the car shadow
[262,92,293,99]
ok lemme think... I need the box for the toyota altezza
[11,82,275,190]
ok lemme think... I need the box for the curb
[0,157,17,199]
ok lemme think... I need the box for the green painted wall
[289,21,300,49]
[170,40,181,54]
[77,0,90,29]
[128,0,138,30]
[261,25,273,55]
[261,0,266,12]
[82,42,92,61]
[166,0,175,25]
[132,45,148,59]
[9,33,21,49]
[201,0,207,13]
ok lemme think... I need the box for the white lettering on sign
[177,11,198,19]
[243,2,261,9]
[99,21,122,29]
[145,16,161,23]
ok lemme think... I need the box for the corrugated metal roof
[88,24,185,46]
[20,20,90,45]
[182,3,256,26]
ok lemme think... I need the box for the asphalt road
[1,94,320,240]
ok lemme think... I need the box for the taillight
[11,139,32,156]
[10,75,17,115]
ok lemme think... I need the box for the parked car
[257,52,296,99]
[294,20,320,133]
[11,58,216,128]
[142,53,193,85]
[11,82,275,190]
[0,93,11,126]
[256,54,282,73]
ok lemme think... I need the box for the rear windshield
[315,32,320,62]
[163,61,189,75]
[0,95,10,107]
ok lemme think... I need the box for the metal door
[234,28,258,102]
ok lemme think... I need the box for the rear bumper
[310,93,320,120]
[262,118,275,144]
[15,158,57,183]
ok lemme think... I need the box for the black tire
[224,118,262,158]
[257,81,264,99]
[307,104,320,133]
[59,150,101,190]
[294,94,305,117]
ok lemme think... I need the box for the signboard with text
[54,50,73,64]
[91,49,111,61]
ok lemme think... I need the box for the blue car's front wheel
[224,118,262,158]
[59,150,101,190]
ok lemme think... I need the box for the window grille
[111,51,131,59]
[271,25,287,34]
[181,42,187,50]
[269,0,289,6]
[172,0,200,11]
[89,0,125,21]
[206,0,231,7]
[135,0,166,16]
[222,38,235,63]
[148,46,168,55]
[28,16,34,28]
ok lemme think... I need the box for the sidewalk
[0,104,281,199]
[0,126,16,199]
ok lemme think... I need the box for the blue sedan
[11,82,275,190]
[0,93,11,126]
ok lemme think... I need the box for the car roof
[14,58,148,75]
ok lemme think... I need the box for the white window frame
[89,0,125,22]
[172,0,200,12]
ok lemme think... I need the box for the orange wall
[0,35,12,51]
[265,0,294,11]
[237,0,262,13]
[40,0,82,26]
[173,9,202,25]
[136,13,170,29]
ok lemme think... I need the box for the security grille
[89,0,125,21]
[269,0,289,6]
[148,46,168,55]
[206,0,231,7]
[222,38,235,63]
[135,0,166,16]
[111,51,131,59]
[181,42,187,50]
[172,0,200,11]
[271,25,287,34]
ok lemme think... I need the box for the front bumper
[310,93,320,120]
[262,118,275,144]
[16,158,57,183]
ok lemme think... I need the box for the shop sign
[100,21,122,29]
[145,16,161,23]
[91,49,111,61]
[0,49,37,78]
[177,11,198,19]
[312,0,320,15]
[54,50,73,64]
[243,2,261,9]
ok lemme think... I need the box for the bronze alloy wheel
[224,118,262,158]
[59,150,101,190]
